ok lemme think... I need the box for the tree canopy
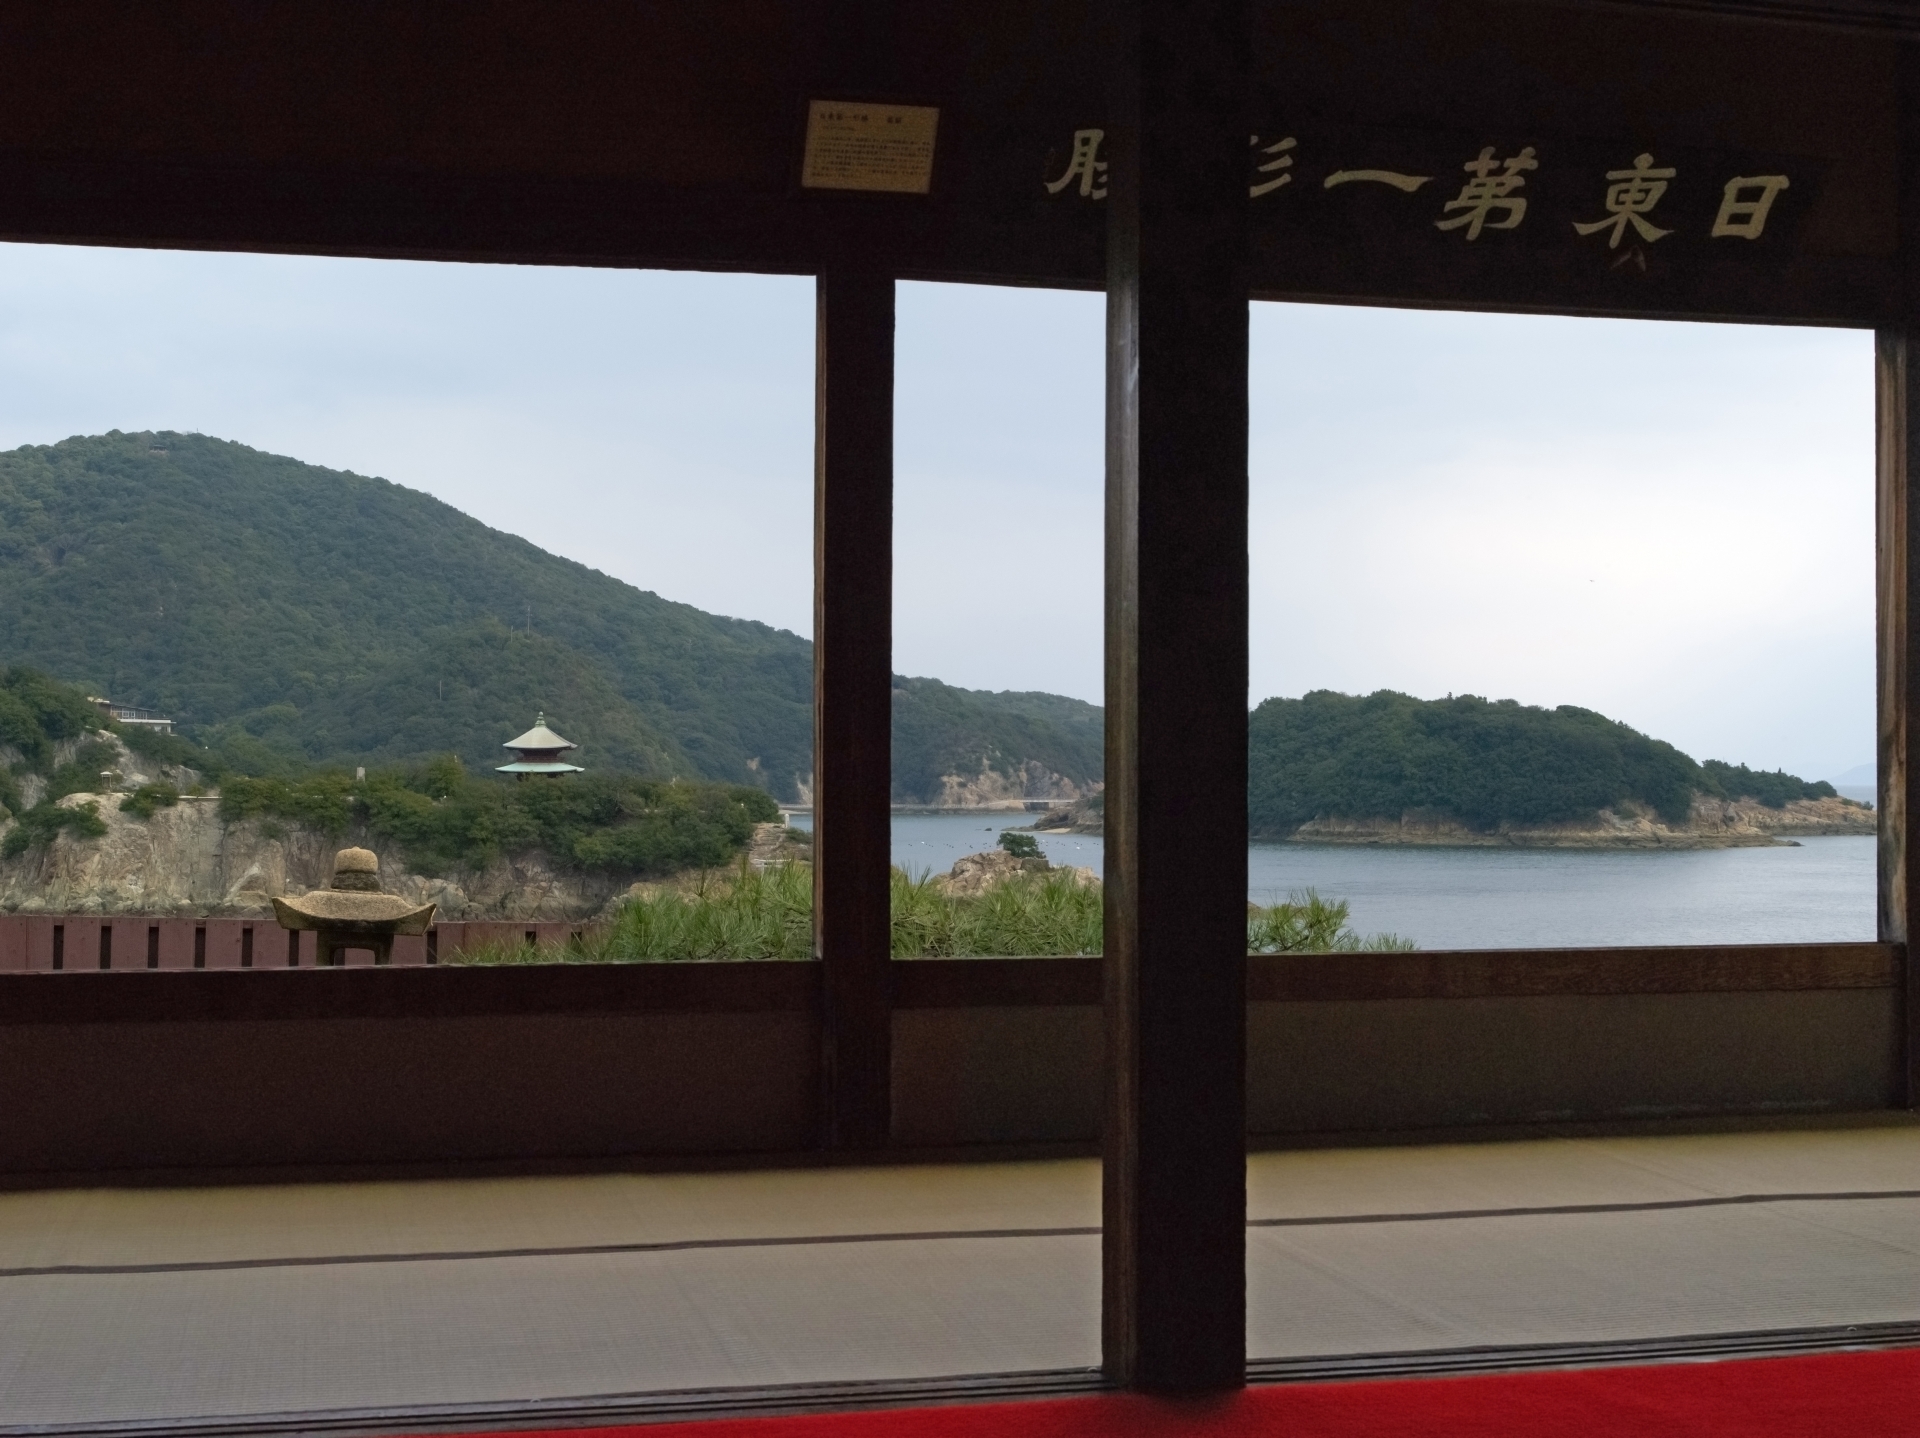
[222,759,779,878]
[1248,690,1838,837]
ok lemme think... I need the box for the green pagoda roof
[503,713,577,756]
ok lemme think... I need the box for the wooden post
[1878,327,1920,1107]
[814,267,896,1150]
[1883,45,1920,1110]
[1101,0,1250,1393]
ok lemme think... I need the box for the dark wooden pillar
[814,267,895,1149]
[1101,0,1250,1393]
[1884,44,1920,1111]
[1878,327,1920,1107]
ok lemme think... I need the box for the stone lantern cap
[271,847,436,933]
[332,847,379,885]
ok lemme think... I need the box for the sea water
[788,811,1875,950]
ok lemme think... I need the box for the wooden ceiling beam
[1568,0,1920,32]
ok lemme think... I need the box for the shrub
[598,862,815,961]
[44,737,121,805]
[118,724,217,777]
[1,800,107,858]
[418,752,465,800]
[0,688,51,772]
[119,783,180,820]
[446,867,1410,964]
[219,765,778,879]
[220,773,357,835]
[1249,890,1412,953]
[889,867,1104,957]
[998,830,1042,860]
[446,864,814,965]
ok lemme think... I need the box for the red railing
[0,916,593,970]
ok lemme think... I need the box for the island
[1247,690,1872,849]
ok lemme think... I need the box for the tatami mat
[0,1160,1104,1270]
[2,1121,1918,1429]
[1249,1199,1920,1356]
[1243,1121,1920,1219]
[0,1239,1104,1423]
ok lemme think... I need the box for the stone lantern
[272,847,435,966]
[497,712,584,777]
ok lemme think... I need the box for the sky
[0,242,1874,781]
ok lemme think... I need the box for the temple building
[496,713,583,777]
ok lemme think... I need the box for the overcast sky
[0,242,1873,781]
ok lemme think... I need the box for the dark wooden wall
[0,1,1895,321]
[0,944,1894,1182]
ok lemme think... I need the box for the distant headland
[1244,690,1870,849]
[1032,690,1873,850]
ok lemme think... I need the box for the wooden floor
[3,1119,1919,1433]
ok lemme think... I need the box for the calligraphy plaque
[0,0,1890,325]
[802,101,940,194]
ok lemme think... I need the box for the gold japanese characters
[1044,129,1791,249]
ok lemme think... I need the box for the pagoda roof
[497,760,586,774]
[504,714,577,755]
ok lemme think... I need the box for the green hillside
[1248,690,1839,837]
[0,432,1102,802]
[892,677,1103,802]
[0,664,780,873]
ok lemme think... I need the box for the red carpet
[461,1349,1920,1437]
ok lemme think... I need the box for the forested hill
[892,678,1103,803]
[1248,690,1839,837]
[0,432,1100,802]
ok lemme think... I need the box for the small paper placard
[801,100,939,194]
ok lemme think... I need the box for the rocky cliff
[933,762,1099,810]
[0,791,634,919]
[0,733,636,919]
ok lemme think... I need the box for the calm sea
[788,811,1875,950]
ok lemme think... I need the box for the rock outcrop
[0,786,633,919]
[1284,794,1875,850]
[1029,795,1104,835]
[933,763,1099,810]
[746,820,812,871]
[932,848,1098,897]
[34,730,202,805]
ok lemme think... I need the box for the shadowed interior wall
[1244,991,1901,1134]
[0,1012,818,1174]
[888,991,1902,1148]
[892,1006,1104,1147]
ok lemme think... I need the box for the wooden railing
[0,916,594,970]
[0,923,1893,1000]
